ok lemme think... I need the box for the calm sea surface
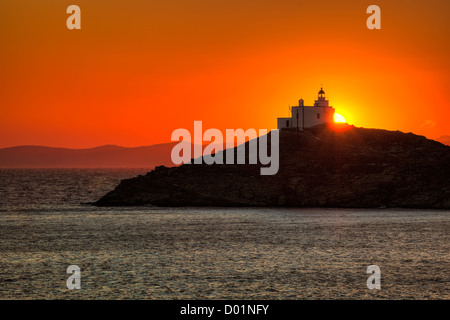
[0,169,448,299]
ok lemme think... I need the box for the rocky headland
[94,125,450,208]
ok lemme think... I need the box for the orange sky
[0,0,449,148]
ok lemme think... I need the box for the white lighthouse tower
[277,87,335,130]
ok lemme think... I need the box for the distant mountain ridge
[0,143,180,168]
[1,134,448,168]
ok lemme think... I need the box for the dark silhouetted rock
[94,125,450,208]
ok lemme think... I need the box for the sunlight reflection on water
[0,169,448,299]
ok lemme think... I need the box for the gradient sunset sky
[1,0,449,148]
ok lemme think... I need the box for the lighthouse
[277,88,335,130]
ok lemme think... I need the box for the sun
[334,113,346,123]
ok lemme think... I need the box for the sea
[0,169,448,299]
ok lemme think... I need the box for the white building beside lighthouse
[277,88,335,130]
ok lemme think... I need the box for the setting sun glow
[334,113,347,123]
[0,1,449,148]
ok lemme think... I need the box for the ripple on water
[0,169,449,299]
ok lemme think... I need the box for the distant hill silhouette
[0,143,183,168]
[437,135,450,146]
